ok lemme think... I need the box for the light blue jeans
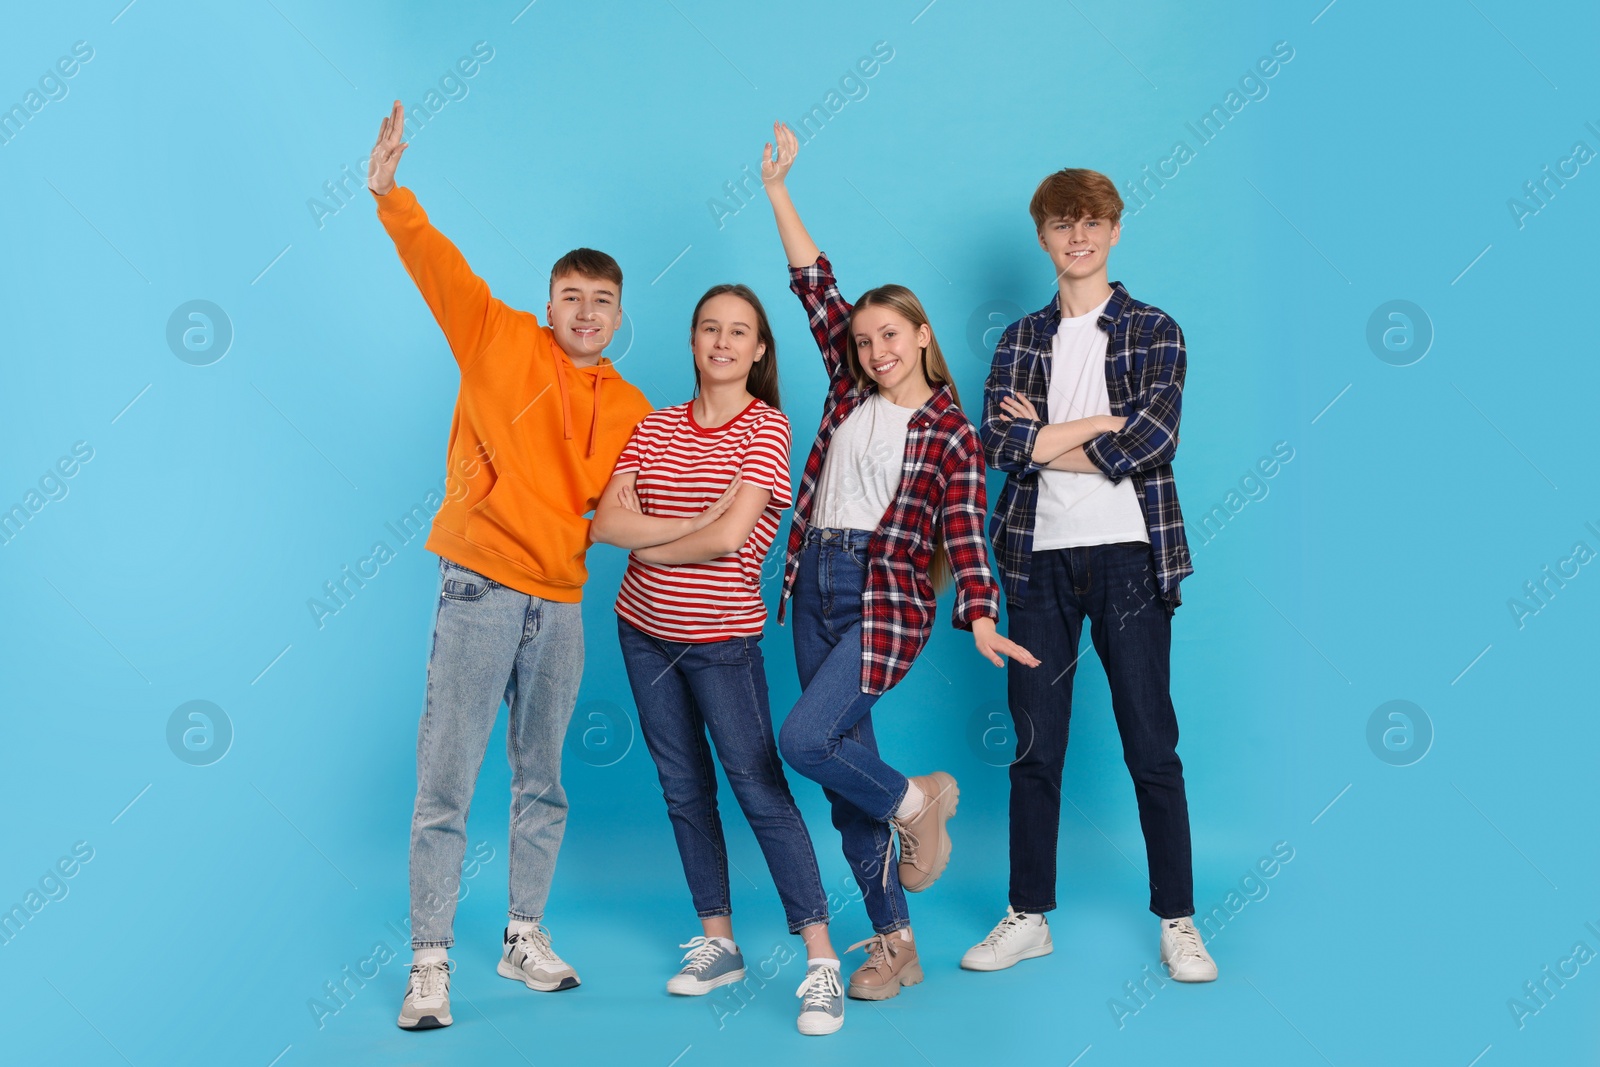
[409,557,583,948]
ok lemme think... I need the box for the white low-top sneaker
[960,906,1053,971]
[498,925,581,991]
[397,958,453,1030]
[1160,917,1218,982]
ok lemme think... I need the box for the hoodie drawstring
[550,343,606,457]
[587,374,604,457]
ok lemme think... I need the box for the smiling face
[546,272,622,362]
[692,292,766,388]
[1038,213,1121,283]
[849,304,932,393]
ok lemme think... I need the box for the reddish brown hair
[1029,168,1124,230]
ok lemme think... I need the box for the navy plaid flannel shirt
[979,282,1193,609]
[778,253,1000,695]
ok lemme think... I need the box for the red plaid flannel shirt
[777,253,1000,695]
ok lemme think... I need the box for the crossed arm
[591,471,774,566]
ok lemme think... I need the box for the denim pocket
[441,560,492,601]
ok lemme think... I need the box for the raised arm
[367,100,509,370]
[760,122,820,268]
[758,123,856,384]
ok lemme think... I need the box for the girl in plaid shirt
[760,122,1038,1005]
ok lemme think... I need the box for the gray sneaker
[397,958,452,1030]
[795,963,844,1036]
[666,936,747,995]
[498,925,580,991]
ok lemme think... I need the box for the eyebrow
[556,285,616,296]
[700,318,753,329]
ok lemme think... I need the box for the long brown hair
[690,284,781,412]
[847,285,961,594]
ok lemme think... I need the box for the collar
[1031,280,1133,339]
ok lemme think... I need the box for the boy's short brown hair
[549,248,623,298]
[1029,168,1124,230]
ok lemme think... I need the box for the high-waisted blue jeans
[778,527,912,935]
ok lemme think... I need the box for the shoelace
[409,958,453,1001]
[795,965,843,1010]
[1166,921,1206,962]
[882,820,922,889]
[976,911,1031,949]
[514,925,558,965]
[676,936,726,975]
[846,933,902,975]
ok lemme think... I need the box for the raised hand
[761,121,800,188]
[367,100,409,196]
[689,474,744,532]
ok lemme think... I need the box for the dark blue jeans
[777,528,911,935]
[617,617,829,934]
[1006,542,1195,920]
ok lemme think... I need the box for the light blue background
[3,1,1596,1064]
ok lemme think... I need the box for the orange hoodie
[375,185,653,602]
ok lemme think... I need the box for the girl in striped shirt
[759,122,1039,1004]
[591,284,845,1036]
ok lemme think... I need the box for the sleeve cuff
[372,184,417,215]
[788,251,835,292]
[1083,434,1123,483]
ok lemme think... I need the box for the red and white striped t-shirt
[612,398,792,642]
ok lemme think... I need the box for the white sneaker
[1160,917,1217,982]
[498,925,581,991]
[960,906,1053,971]
[397,958,453,1030]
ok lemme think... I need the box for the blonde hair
[847,285,962,594]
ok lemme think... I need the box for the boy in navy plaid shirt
[964,168,1216,983]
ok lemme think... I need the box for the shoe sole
[397,1012,452,1030]
[1162,960,1218,983]
[666,966,747,996]
[960,940,1053,972]
[498,958,580,991]
[798,1014,844,1036]
[902,773,958,893]
[847,960,924,1001]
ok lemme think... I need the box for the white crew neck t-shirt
[1032,296,1150,551]
[812,392,917,532]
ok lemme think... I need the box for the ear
[916,322,932,349]
[1037,227,1050,253]
[1109,221,1122,248]
[755,342,767,361]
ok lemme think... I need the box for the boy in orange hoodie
[365,101,659,1030]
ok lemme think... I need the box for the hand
[616,483,643,514]
[998,391,1040,422]
[972,617,1040,669]
[368,100,409,195]
[688,474,743,532]
[761,121,799,188]
[1097,414,1128,434]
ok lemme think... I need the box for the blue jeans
[409,558,583,948]
[617,618,829,934]
[1006,542,1195,919]
[778,528,911,935]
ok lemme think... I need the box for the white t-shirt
[813,392,916,531]
[1032,297,1150,551]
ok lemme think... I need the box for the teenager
[366,101,656,1031]
[590,283,848,1036]
[967,167,1215,982]
[758,122,1039,1002]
